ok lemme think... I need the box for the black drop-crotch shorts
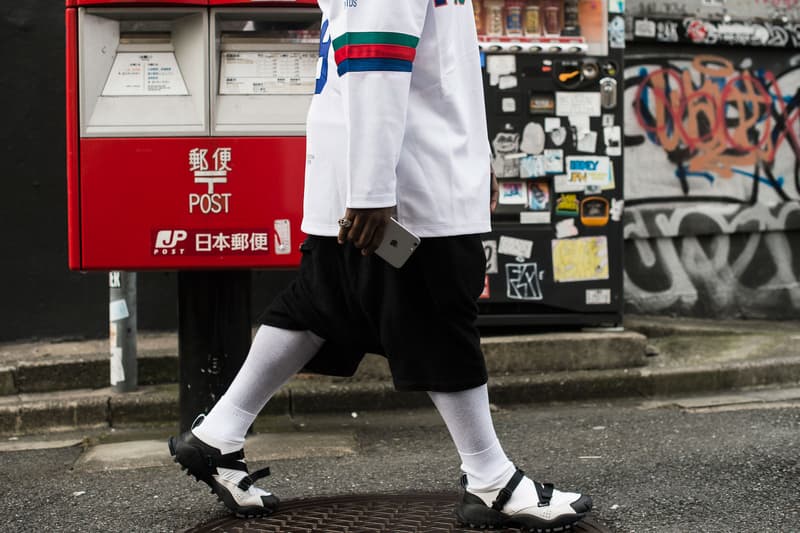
[258,234,488,392]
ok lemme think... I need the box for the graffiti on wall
[625,53,800,205]
[627,0,800,23]
[624,203,800,317]
[624,49,800,318]
[630,17,800,48]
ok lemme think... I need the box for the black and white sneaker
[168,429,279,518]
[456,468,593,532]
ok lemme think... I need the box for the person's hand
[490,170,499,213]
[337,207,395,256]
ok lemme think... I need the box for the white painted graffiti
[506,262,544,301]
[657,20,679,42]
[624,203,800,317]
[683,18,800,47]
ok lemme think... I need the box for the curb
[2,352,178,395]
[2,355,799,435]
[0,332,647,394]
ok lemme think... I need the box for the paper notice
[109,321,118,350]
[569,116,591,137]
[110,347,125,385]
[555,218,579,239]
[544,149,564,174]
[483,240,499,274]
[586,288,612,305]
[499,181,528,205]
[552,236,609,283]
[611,198,625,221]
[554,173,585,193]
[498,236,534,259]
[502,97,517,113]
[521,211,551,224]
[109,299,130,322]
[103,52,188,96]
[274,219,291,255]
[556,92,602,117]
[577,131,599,153]
[520,155,545,178]
[220,51,318,95]
[566,156,613,190]
[544,117,561,132]
[634,18,656,37]
[604,126,622,156]
[498,75,518,90]
[487,55,517,86]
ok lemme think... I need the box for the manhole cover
[188,493,612,533]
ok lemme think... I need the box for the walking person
[169,1,592,530]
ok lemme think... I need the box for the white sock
[427,385,515,491]
[429,384,578,513]
[192,325,324,455]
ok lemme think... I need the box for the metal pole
[109,271,138,393]
[177,270,252,434]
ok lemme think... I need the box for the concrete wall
[623,44,800,318]
[2,2,799,341]
[626,0,799,22]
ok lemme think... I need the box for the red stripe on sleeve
[334,44,417,65]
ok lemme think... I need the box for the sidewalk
[1,315,800,435]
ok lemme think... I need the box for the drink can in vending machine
[543,0,563,35]
[524,1,541,36]
[505,0,524,36]
[473,0,484,35]
[485,0,505,36]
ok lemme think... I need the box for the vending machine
[475,0,625,326]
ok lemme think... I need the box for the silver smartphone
[375,217,421,268]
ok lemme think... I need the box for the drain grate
[188,493,611,533]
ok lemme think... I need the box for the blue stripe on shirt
[337,58,413,76]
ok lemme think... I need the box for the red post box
[66,0,321,271]
[66,0,321,430]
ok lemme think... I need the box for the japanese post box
[66,0,321,270]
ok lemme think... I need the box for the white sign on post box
[103,52,189,96]
[219,51,317,95]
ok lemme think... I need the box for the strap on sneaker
[534,480,554,507]
[491,468,525,512]
[206,449,247,470]
[237,467,271,491]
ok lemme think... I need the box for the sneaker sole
[168,436,276,519]
[456,495,593,532]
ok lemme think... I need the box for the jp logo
[315,20,331,95]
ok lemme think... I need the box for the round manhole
[188,493,611,533]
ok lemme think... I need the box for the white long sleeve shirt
[301,0,492,238]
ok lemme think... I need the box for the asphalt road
[1,389,798,532]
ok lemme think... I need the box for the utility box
[66,0,321,271]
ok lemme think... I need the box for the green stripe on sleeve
[333,31,420,51]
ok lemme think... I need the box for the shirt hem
[346,195,397,209]
[301,220,492,238]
